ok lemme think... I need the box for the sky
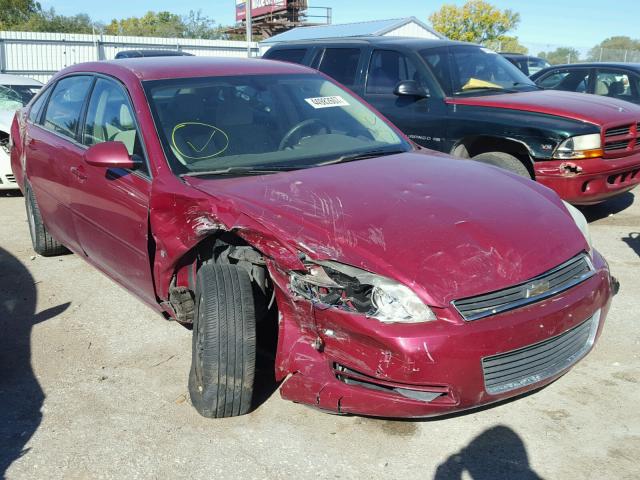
[42,0,639,52]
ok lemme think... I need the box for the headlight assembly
[553,134,603,160]
[563,200,592,252]
[289,261,436,324]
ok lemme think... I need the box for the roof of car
[266,36,470,50]
[114,49,194,58]
[537,62,640,72]
[59,56,316,82]
[0,73,43,87]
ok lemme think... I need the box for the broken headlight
[290,261,436,323]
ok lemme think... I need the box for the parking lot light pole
[246,0,252,58]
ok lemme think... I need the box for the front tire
[25,185,68,256]
[189,263,256,418]
[473,152,532,178]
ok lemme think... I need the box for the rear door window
[595,69,639,103]
[267,48,307,64]
[317,48,361,88]
[43,75,93,140]
[366,49,425,94]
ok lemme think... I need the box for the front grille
[482,311,600,394]
[605,126,630,137]
[452,253,594,321]
[603,122,639,154]
[5,174,15,183]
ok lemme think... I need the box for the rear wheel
[189,263,256,418]
[25,185,68,256]
[473,152,532,179]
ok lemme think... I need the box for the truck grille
[482,310,600,394]
[452,253,594,321]
[603,122,639,154]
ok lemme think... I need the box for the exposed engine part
[169,285,195,324]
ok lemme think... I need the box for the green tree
[17,8,98,33]
[587,36,640,61]
[484,35,528,54]
[429,0,520,44]
[538,47,581,65]
[0,0,41,28]
[105,11,184,37]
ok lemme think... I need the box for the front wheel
[473,152,532,179]
[189,263,256,418]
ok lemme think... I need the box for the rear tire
[25,185,68,256]
[473,152,532,178]
[189,263,256,418]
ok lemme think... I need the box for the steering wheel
[278,119,331,150]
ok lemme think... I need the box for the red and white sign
[236,0,288,21]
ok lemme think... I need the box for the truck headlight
[553,134,603,160]
[290,261,436,323]
[563,201,592,252]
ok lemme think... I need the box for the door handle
[70,166,87,182]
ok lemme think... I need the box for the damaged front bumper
[535,153,640,205]
[275,252,613,418]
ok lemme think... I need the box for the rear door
[25,75,94,252]
[314,47,364,92]
[363,48,448,151]
[70,76,156,305]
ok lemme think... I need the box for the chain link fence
[483,40,640,65]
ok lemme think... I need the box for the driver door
[362,49,447,152]
[69,76,156,306]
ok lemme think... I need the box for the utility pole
[246,0,252,58]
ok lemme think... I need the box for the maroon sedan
[11,57,615,418]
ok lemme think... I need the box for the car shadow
[251,302,281,411]
[622,232,640,257]
[433,425,543,479]
[0,247,69,479]
[579,192,635,223]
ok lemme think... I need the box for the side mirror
[394,80,429,99]
[84,141,141,170]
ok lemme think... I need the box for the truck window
[317,48,360,88]
[267,48,307,64]
[366,50,424,94]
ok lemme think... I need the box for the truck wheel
[189,263,256,418]
[473,152,532,178]
[25,185,68,256]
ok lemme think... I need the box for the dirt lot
[1,190,639,480]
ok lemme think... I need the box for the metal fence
[0,31,260,83]
[483,39,640,65]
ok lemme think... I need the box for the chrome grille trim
[482,310,600,394]
[452,253,595,321]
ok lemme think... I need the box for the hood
[186,153,587,307]
[448,90,640,127]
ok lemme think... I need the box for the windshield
[0,84,40,110]
[421,46,536,96]
[143,73,410,175]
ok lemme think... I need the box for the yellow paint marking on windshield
[462,78,503,90]
[171,122,229,160]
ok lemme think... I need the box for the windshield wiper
[181,166,300,177]
[456,86,518,95]
[319,149,407,167]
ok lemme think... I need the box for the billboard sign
[236,0,288,21]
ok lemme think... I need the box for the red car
[11,57,615,418]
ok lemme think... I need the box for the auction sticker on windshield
[305,96,350,109]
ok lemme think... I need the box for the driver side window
[366,50,423,94]
[82,78,148,175]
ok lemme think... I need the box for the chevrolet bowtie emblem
[525,280,551,298]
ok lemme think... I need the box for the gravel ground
[1,190,639,480]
